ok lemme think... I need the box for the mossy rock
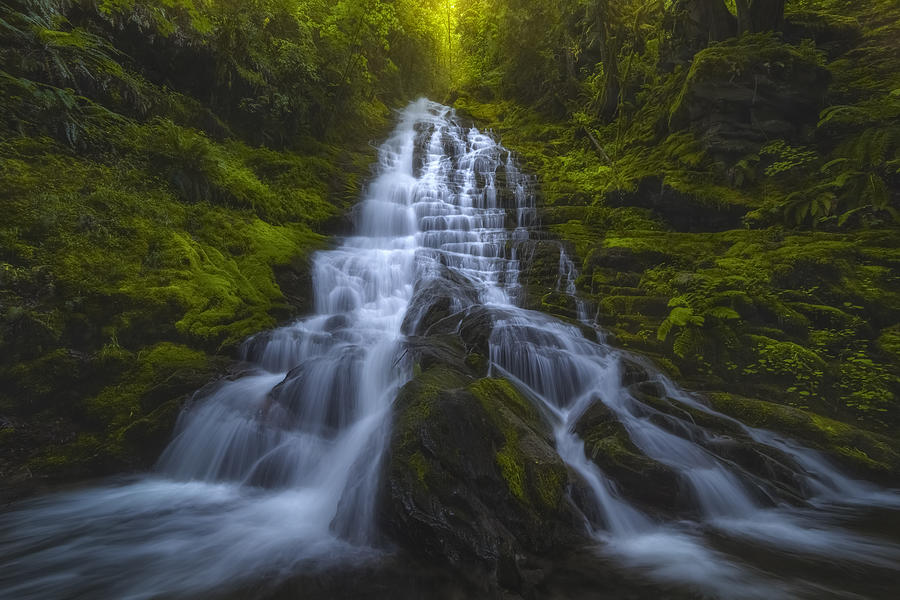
[539,206,589,225]
[670,34,831,162]
[380,368,583,592]
[515,239,573,308]
[599,295,669,319]
[607,178,748,232]
[786,302,866,332]
[404,333,488,379]
[584,246,669,276]
[401,267,480,336]
[706,392,900,482]
[540,292,578,320]
[16,343,228,484]
[876,325,900,364]
[573,402,685,515]
[784,10,863,57]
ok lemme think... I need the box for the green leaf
[668,306,694,327]
[706,306,740,320]
[667,295,689,308]
[657,318,674,342]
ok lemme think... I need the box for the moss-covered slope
[0,0,421,492]
[452,0,900,455]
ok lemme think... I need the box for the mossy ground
[0,123,377,490]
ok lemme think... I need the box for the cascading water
[1,99,898,600]
[0,100,436,599]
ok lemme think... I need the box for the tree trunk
[670,0,736,47]
[698,0,737,42]
[752,0,785,32]
[596,30,620,121]
[736,0,785,34]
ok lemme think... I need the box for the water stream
[1,99,898,599]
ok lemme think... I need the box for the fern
[657,305,704,341]
[673,327,704,359]
[705,306,740,320]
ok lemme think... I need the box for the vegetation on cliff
[449,0,900,449]
[0,0,449,488]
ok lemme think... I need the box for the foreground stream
[1,100,898,599]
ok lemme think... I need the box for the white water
[2,100,899,599]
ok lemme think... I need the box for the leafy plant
[657,296,740,359]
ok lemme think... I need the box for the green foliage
[742,335,826,398]
[452,0,900,436]
[760,140,819,177]
[1,0,450,480]
[838,348,898,414]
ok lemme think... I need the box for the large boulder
[378,368,585,594]
[401,266,480,336]
[573,401,686,516]
[670,34,830,162]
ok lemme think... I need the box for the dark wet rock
[784,10,863,58]
[265,348,365,435]
[702,437,812,505]
[620,357,654,387]
[401,267,480,336]
[403,333,487,378]
[240,330,283,363]
[515,239,573,310]
[426,305,513,358]
[273,253,318,318]
[706,391,900,484]
[573,402,686,515]
[379,367,585,593]
[323,314,350,332]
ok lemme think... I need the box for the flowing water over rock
[2,100,899,599]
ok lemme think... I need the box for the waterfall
[1,99,898,600]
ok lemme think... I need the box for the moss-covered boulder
[573,401,685,515]
[707,391,900,483]
[379,367,584,593]
[670,34,831,161]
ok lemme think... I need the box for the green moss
[409,450,429,486]
[600,295,669,318]
[395,366,471,449]
[84,342,215,428]
[584,433,632,463]
[496,438,526,502]
[468,378,539,424]
[670,34,825,128]
[533,466,565,508]
[742,336,826,387]
[708,392,900,476]
[877,326,900,362]
[466,377,567,510]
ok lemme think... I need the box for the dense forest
[1,0,899,598]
